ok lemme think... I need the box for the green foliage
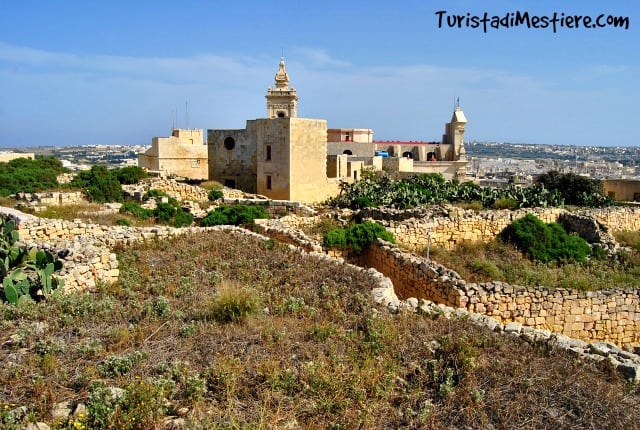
[1,218,65,304]
[112,166,149,185]
[119,202,153,220]
[323,229,347,249]
[115,218,132,227]
[200,204,269,227]
[536,170,612,207]
[0,156,66,197]
[499,214,591,264]
[494,197,519,210]
[327,172,565,210]
[119,193,193,227]
[98,351,146,377]
[202,285,261,324]
[69,165,123,203]
[323,221,395,254]
[208,189,224,201]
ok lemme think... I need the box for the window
[277,111,285,118]
[345,132,351,142]
[266,175,272,190]
[223,136,235,150]
[266,145,272,161]
[343,150,352,155]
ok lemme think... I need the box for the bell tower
[266,57,298,118]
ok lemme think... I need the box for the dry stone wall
[123,178,210,202]
[14,191,87,211]
[360,206,640,251]
[362,239,640,347]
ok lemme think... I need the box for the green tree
[0,156,66,196]
[70,165,124,203]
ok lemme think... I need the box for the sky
[0,0,637,148]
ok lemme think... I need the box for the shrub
[172,208,193,228]
[494,198,519,210]
[323,229,347,249]
[203,285,261,324]
[120,202,153,220]
[208,189,224,201]
[0,156,66,197]
[115,218,132,227]
[499,214,591,264]
[113,166,148,185]
[69,165,123,203]
[200,204,269,227]
[324,221,395,254]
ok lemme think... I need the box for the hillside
[1,229,639,429]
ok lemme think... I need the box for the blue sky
[0,0,637,147]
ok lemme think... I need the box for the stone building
[138,128,208,179]
[142,57,469,203]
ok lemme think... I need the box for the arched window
[343,150,353,155]
[402,151,413,159]
[277,111,286,118]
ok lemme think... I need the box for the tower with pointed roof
[266,57,298,119]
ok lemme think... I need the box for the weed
[98,351,146,377]
[201,283,261,324]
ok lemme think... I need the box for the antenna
[185,101,189,129]
[171,109,174,132]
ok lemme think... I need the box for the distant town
[2,141,638,185]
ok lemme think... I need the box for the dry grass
[427,237,640,291]
[1,231,638,429]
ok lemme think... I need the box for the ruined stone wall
[15,191,87,209]
[362,239,640,347]
[123,178,210,202]
[362,206,640,251]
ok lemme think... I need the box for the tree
[70,165,123,203]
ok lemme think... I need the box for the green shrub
[115,218,132,227]
[203,285,261,324]
[69,165,123,203]
[172,208,193,228]
[324,229,347,249]
[499,214,591,264]
[0,156,66,197]
[113,166,148,185]
[120,202,153,220]
[200,204,269,227]
[208,189,224,201]
[323,221,395,254]
[494,198,519,210]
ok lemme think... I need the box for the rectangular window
[266,145,272,161]
[266,175,272,190]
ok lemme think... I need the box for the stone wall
[123,178,210,202]
[14,191,87,210]
[1,205,639,381]
[360,206,640,251]
[362,239,640,347]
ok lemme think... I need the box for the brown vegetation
[1,231,638,428]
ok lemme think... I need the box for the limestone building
[138,128,208,179]
[142,57,469,203]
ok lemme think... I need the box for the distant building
[603,179,640,202]
[0,152,35,163]
[138,128,208,179]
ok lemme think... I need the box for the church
[140,58,469,204]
